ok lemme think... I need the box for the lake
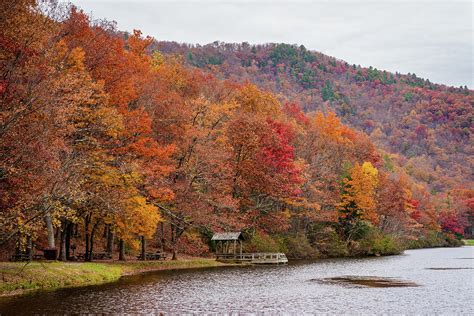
[1,247,473,314]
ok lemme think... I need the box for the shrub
[408,230,463,249]
[283,234,319,259]
[177,231,211,256]
[244,232,282,253]
[369,234,402,255]
[444,233,464,247]
[308,224,348,257]
[350,221,373,241]
[355,228,403,256]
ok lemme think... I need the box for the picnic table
[10,253,31,261]
[137,252,167,261]
[93,252,113,260]
[76,252,112,260]
[10,253,43,261]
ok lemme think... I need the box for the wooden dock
[216,252,288,264]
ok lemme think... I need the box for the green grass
[0,261,122,295]
[0,258,231,296]
[462,239,474,246]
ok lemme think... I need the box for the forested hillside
[1,1,472,261]
[155,41,473,195]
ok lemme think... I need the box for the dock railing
[215,252,288,264]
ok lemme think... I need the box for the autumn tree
[338,162,379,240]
[376,172,420,239]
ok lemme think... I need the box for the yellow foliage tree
[339,161,379,225]
[116,195,161,246]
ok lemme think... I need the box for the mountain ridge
[156,40,470,90]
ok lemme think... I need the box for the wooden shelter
[211,232,244,256]
[211,232,288,264]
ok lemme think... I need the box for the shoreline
[1,242,470,298]
[0,258,241,297]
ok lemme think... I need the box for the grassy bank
[463,239,474,246]
[0,259,232,297]
[2,237,469,297]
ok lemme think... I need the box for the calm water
[1,247,473,314]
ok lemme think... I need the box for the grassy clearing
[0,258,230,296]
[463,239,474,246]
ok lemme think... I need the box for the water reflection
[0,247,473,314]
[426,267,473,270]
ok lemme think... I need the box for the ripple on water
[426,267,473,270]
[315,276,420,288]
[1,247,474,314]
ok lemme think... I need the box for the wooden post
[239,240,242,255]
[233,240,236,255]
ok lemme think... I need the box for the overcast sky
[70,0,473,88]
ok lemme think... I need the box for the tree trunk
[232,146,243,198]
[140,235,146,260]
[73,223,79,238]
[160,222,165,253]
[119,239,126,261]
[84,215,90,261]
[171,224,177,260]
[87,223,97,262]
[44,211,55,250]
[55,225,61,243]
[65,222,72,260]
[106,226,114,255]
[26,235,32,261]
[58,221,67,261]
[15,236,22,256]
